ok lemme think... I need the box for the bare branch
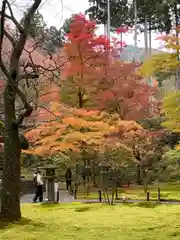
[10,0,42,81]
[0,0,10,79]
[19,73,39,81]
[4,28,16,46]
[5,0,24,33]
[15,87,33,125]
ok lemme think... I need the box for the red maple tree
[94,60,160,120]
[64,14,118,108]
[63,14,159,120]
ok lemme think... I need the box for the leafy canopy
[23,105,143,162]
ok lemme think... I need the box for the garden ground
[77,183,180,201]
[0,202,180,240]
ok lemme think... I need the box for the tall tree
[64,14,111,108]
[61,15,74,35]
[0,0,42,221]
[85,0,174,33]
[45,26,63,53]
[86,0,131,31]
[21,9,63,53]
[0,0,63,221]
[20,9,46,40]
[140,33,180,85]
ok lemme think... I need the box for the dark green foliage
[159,132,180,149]
[134,202,160,208]
[21,154,41,168]
[86,0,130,30]
[44,26,63,53]
[86,0,178,33]
[139,117,180,149]
[19,133,29,150]
[60,77,92,108]
[61,15,74,35]
[138,117,165,131]
[129,0,172,33]
[20,10,46,40]
[155,149,180,182]
[75,206,91,212]
[20,10,63,53]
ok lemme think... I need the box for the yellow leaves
[62,116,111,131]
[140,34,180,78]
[176,145,180,150]
[38,135,59,146]
[62,131,103,146]
[140,53,179,77]
[49,101,61,113]
[162,91,180,131]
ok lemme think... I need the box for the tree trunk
[78,87,83,108]
[0,86,21,221]
[137,164,141,185]
[142,169,148,194]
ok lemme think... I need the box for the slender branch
[15,87,33,125]
[0,0,10,79]
[5,0,24,33]
[10,0,42,81]
[4,28,16,46]
[19,73,39,81]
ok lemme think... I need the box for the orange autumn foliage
[23,105,143,158]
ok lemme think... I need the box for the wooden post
[146,192,150,201]
[158,188,161,201]
[56,190,59,202]
[98,190,102,202]
[115,188,118,200]
[70,185,73,195]
[74,189,77,199]
[47,179,55,202]
[74,183,77,199]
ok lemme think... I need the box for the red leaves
[116,26,129,34]
[95,61,160,120]
[64,13,112,98]
[63,13,159,120]
[0,80,5,89]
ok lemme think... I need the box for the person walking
[33,168,44,202]
[65,167,72,192]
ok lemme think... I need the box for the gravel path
[20,191,180,204]
[21,190,75,203]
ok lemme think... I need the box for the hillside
[120,45,162,62]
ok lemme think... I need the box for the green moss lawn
[1,202,180,239]
[77,183,180,201]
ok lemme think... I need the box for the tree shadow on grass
[123,202,160,208]
[0,217,45,230]
[39,202,60,208]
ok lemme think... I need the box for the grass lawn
[77,183,180,201]
[1,203,180,240]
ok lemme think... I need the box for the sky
[12,0,165,50]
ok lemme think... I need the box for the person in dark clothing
[65,167,72,191]
[33,169,44,202]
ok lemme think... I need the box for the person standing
[65,167,72,192]
[33,168,44,202]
